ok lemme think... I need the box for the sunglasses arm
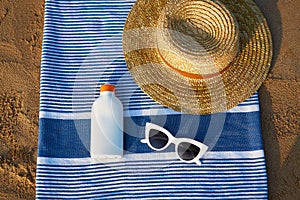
[140,139,147,144]
[195,159,202,166]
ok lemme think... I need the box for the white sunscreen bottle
[90,84,123,159]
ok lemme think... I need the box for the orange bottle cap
[100,84,115,92]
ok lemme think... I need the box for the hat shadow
[254,0,282,69]
[259,84,299,200]
[255,0,284,198]
[259,85,280,199]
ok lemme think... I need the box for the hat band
[158,50,229,79]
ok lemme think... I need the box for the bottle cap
[100,84,115,92]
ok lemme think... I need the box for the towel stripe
[36,152,267,199]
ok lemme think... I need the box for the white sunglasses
[141,123,208,166]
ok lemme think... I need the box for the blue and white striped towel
[36,0,268,199]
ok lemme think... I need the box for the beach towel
[36,0,269,199]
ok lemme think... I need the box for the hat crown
[156,0,240,76]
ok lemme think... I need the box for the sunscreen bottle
[90,84,123,159]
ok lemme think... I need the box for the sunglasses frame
[141,122,208,166]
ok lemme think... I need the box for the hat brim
[123,0,272,114]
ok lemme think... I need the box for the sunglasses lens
[177,142,200,161]
[149,129,169,150]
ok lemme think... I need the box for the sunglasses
[141,123,208,166]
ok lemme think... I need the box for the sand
[0,0,298,199]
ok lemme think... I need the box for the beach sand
[0,0,298,199]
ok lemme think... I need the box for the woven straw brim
[123,0,272,114]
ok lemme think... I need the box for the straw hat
[122,0,272,114]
